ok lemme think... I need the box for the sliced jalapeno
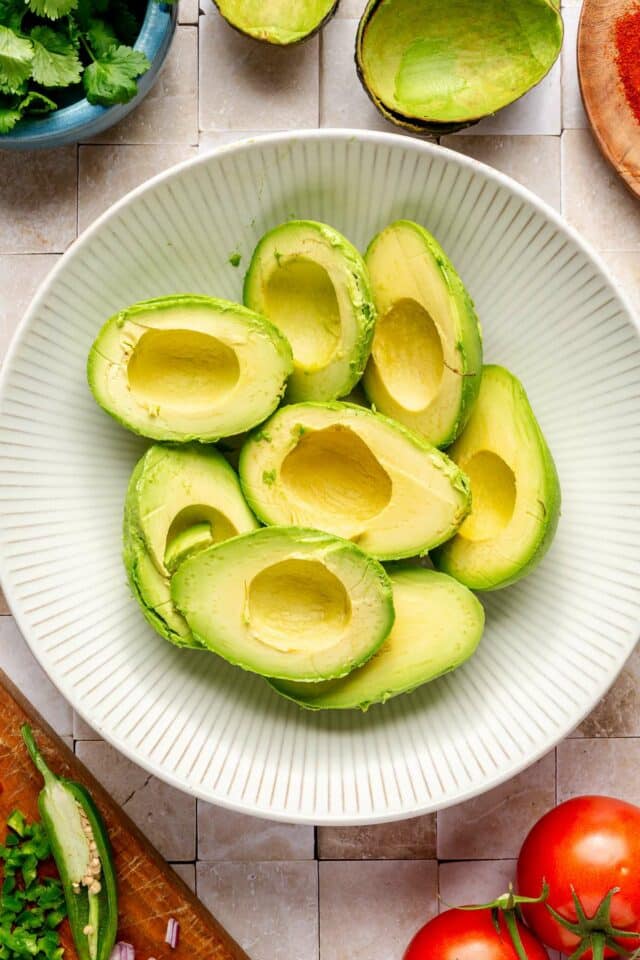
[22,725,118,960]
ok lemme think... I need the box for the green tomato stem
[502,908,531,960]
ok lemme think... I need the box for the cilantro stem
[80,34,96,62]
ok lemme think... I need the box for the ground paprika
[615,5,640,124]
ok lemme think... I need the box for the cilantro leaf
[0,99,21,131]
[86,17,118,57]
[0,25,33,95]
[28,0,78,19]
[30,25,82,87]
[83,44,149,105]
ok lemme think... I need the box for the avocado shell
[355,0,564,135]
[212,0,340,46]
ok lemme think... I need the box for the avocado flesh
[363,220,482,448]
[270,566,484,710]
[124,444,259,647]
[244,221,376,403]
[239,402,471,561]
[432,365,561,590]
[87,294,293,442]
[356,0,563,131]
[170,526,395,681]
[215,0,338,44]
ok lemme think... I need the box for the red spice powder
[615,5,640,124]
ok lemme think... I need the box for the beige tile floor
[1,2,639,957]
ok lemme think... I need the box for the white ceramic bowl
[1,131,639,825]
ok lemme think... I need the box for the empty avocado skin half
[244,220,376,403]
[170,526,395,681]
[124,443,258,647]
[238,401,471,561]
[87,294,293,443]
[363,220,482,448]
[432,365,561,590]
[213,0,339,44]
[356,0,563,134]
[270,565,485,710]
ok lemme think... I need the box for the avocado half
[270,566,485,710]
[239,401,471,560]
[214,0,339,45]
[363,220,482,448]
[355,0,564,134]
[171,526,395,681]
[432,365,561,590]
[88,294,293,443]
[244,220,376,403]
[124,443,258,647]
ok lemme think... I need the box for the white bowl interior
[1,132,640,823]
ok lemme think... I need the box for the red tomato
[404,908,549,960]
[517,796,640,957]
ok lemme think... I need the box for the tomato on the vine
[404,907,550,960]
[517,795,640,958]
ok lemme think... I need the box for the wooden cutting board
[0,669,250,960]
[578,0,640,199]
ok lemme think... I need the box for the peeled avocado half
[124,444,258,647]
[214,0,339,44]
[239,402,471,560]
[356,0,564,133]
[433,365,561,590]
[88,294,293,442]
[363,220,482,448]
[244,220,376,403]
[171,526,395,681]
[270,566,485,710]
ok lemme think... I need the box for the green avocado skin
[355,0,564,134]
[432,365,561,591]
[170,525,396,681]
[363,219,483,448]
[243,220,377,403]
[213,0,339,45]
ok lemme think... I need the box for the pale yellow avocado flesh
[244,222,376,402]
[433,365,561,590]
[88,296,293,442]
[270,566,485,710]
[171,527,395,681]
[216,0,337,44]
[239,403,471,560]
[363,221,482,447]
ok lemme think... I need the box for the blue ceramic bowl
[0,2,177,150]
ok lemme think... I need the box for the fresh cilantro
[86,16,118,57]
[0,0,26,31]
[30,25,83,87]
[19,89,58,113]
[0,24,33,95]
[28,0,79,19]
[83,43,149,105]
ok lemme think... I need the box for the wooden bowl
[578,0,640,199]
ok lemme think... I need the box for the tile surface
[0,149,77,254]
[319,860,438,960]
[318,815,436,860]
[198,802,315,861]
[199,8,320,131]
[2,3,640,957]
[197,861,319,960]
[0,254,59,360]
[75,740,197,861]
[437,751,556,860]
